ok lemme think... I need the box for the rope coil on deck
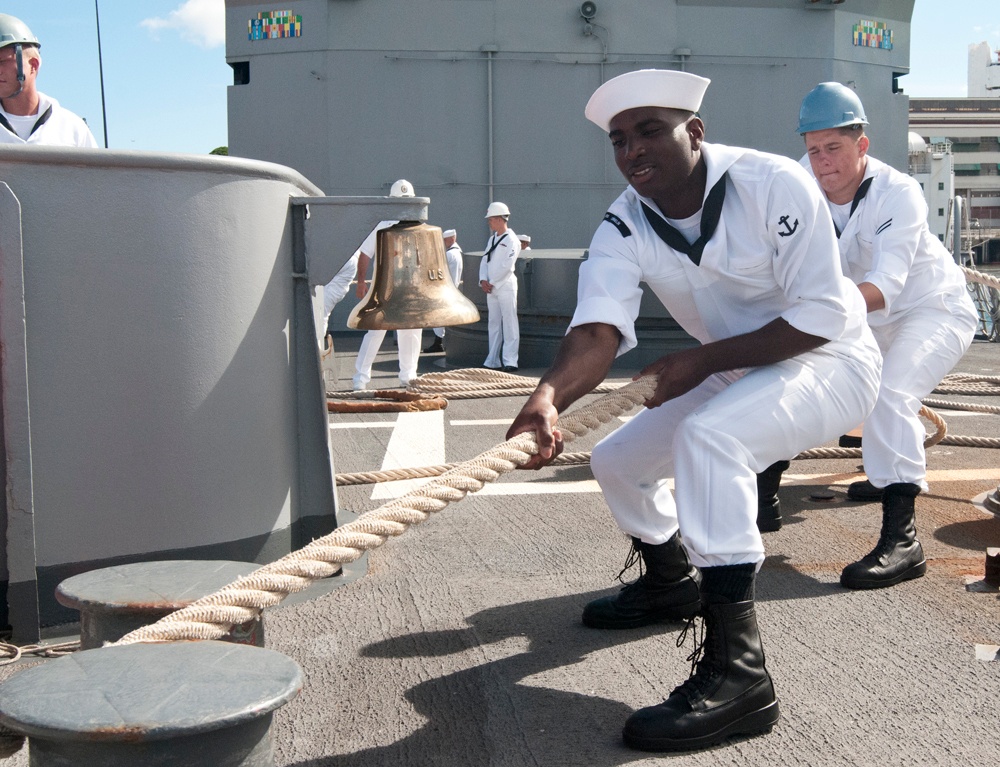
[327,389,448,413]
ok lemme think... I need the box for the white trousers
[484,283,519,367]
[863,306,976,490]
[353,328,421,388]
[590,345,880,568]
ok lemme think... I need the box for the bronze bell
[348,221,480,330]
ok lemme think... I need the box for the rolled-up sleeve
[571,227,645,356]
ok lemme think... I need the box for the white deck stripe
[476,480,604,495]
[372,410,446,499]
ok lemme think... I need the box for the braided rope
[112,376,657,645]
[336,451,592,486]
[25,364,1000,648]
[922,396,1000,415]
[925,370,1000,396]
[1,274,994,755]
[0,639,79,667]
[405,369,626,399]
[963,265,1000,291]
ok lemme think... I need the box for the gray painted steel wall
[225,0,914,257]
[0,146,338,638]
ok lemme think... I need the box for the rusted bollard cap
[0,641,301,766]
[56,560,264,649]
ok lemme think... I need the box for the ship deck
[2,333,998,766]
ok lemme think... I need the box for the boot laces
[868,507,908,560]
[671,613,720,703]
[615,540,644,586]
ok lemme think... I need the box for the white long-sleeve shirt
[801,154,974,328]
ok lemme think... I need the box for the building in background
[968,42,1000,98]
[908,42,1000,263]
[224,0,915,252]
[907,132,954,245]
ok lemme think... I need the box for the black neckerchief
[0,104,54,140]
[484,232,508,262]
[640,173,728,266]
[834,176,873,238]
[0,104,52,138]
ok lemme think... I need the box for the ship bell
[348,221,480,330]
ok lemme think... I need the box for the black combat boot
[846,478,884,501]
[623,565,779,751]
[582,534,701,629]
[840,482,926,589]
[755,460,790,533]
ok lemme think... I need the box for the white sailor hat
[585,69,711,132]
[443,229,457,238]
[518,234,531,244]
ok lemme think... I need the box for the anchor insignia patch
[777,215,799,237]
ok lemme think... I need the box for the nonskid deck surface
[4,335,998,767]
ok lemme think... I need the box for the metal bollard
[56,561,265,649]
[983,485,1000,516]
[984,548,1000,587]
[0,641,301,766]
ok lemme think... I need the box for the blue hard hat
[797,82,868,134]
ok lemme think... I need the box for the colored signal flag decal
[249,10,302,41]
[853,19,892,50]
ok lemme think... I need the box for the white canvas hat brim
[585,69,711,132]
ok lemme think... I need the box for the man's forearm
[534,323,621,412]
[697,318,827,374]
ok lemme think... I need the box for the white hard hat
[485,201,510,218]
[390,179,415,197]
[0,14,40,50]
[585,69,710,132]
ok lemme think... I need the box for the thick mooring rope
[963,265,1000,291]
[328,368,627,401]
[336,451,592,486]
[112,375,659,645]
[331,365,1000,485]
[332,403,958,483]
[2,271,995,757]
[118,350,1000,644]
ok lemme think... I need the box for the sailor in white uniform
[351,179,423,390]
[425,229,464,353]
[479,202,521,371]
[507,69,881,753]
[0,13,98,148]
[796,83,978,589]
[323,250,360,329]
